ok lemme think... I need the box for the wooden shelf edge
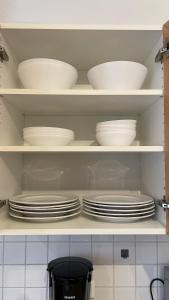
[0,89,163,96]
[0,146,164,153]
[0,23,162,31]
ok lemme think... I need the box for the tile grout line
[2,236,4,300]
[24,235,27,300]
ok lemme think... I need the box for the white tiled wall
[0,235,169,300]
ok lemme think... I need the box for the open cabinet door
[163,21,169,234]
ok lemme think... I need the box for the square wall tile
[94,265,113,287]
[114,265,135,287]
[26,236,48,242]
[4,236,25,242]
[136,242,157,264]
[48,235,69,242]
[92,243,113,265]
[26,242,47,264]
[92,235,113,242]
[48,242,69,261]
[26,265,47,287]
[0,237,3,243]
[3,265,25,287]
[158,243,169,264]
[114,242,135,265]
[114,287,135,300]
[4,242,25,265]
[136,287,157,300]
[0,266,3,287]
[0,243,3,264]
[157,235,169,242]
[158,264,169,286]
[25,288,47,300]
[70,235,91,242]
[114,235,135,242]
[95,287,113,300]
[136,265,157,287]
[136,235,157,242]
[70,242,91,260]
[3,288,24,300]
[0,289,2,300]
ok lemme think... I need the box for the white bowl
[24,134,74,146]
[23,127,73,136]
[87,61,147,89]
[97,120,137,126]
[18,58,78,89]
[96,131,136,146]
[96,124,136,131]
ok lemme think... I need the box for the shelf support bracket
[155,38,169,63]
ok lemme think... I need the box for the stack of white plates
[9,193,81,222]
[23,127,74,146]
[82,193,155,222]
[96,120,137,146]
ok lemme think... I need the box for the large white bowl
[96,131,136,146]
[18,58,78,89]
[24,134,74,146]
[87,61,147,89]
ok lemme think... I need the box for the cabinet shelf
[1,89,162,115]
[0,146,164,153]
[0,206,165,235]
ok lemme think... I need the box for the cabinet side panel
[163,21,169,233]
[0,97,24,145]
[0,32,20,88]
[0,153,23,198]
[140,153,165,226]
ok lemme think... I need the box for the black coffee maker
[47,257,93,300]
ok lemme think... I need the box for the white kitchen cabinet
[0,22,168,235]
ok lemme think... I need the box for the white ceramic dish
[96,131,136,146]
[83,202,155,212]
[87,61,147,89]
[83,199,154,208]
[9,201,80,211]
[24,134,74,146]
[9,210,81,222]
[24,127,74,135]
[84,193,154,205]
[97,120,137,126]
[83,210,155,222]
[10,193,78,206]
[10,205,81,216]
[83,206,155,216]
[18,58,78,89]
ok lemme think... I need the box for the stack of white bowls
[23,127,74,146]
[96,120,136,146]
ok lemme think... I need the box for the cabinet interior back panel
[23,153,141,190]
[1,28,161,70]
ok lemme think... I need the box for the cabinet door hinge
[155,39,169,63]
[0,46,9,63]
[158,196,169,209]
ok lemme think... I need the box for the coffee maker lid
[47,257,93,279]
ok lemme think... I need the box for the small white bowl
[18,58,78,89]
[96,131,136,146]
[24,134,74,146]
[23,127,73,136]
[88,61,147,89]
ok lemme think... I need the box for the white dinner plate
[9,210,81,222]
[9,200,80,211]
[83,206,155,216]
[83,210,155,222]
[10,193,78,206]
[83,202,155,212]
[83,193,154,206]
[10,205,81,216]
[83,199,154,208]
